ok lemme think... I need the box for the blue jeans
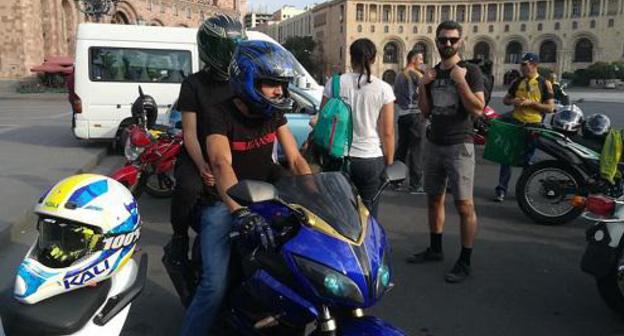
[349,156,386,218]
[495,117,540,195]
[180,202,232,336]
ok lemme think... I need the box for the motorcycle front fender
[339,316,406,336]
[111,165,140,189]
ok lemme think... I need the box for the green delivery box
[483,119,529,167]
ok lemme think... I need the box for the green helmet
[197,14,245,81]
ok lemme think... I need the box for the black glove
[231,208,276,252]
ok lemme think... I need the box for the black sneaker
[445,261,471,283]
[406,248,444,264]
[493,190,505,202]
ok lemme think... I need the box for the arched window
[474,41,490,61]
[383,42,399,64]
[539,40,557,63]
[382,70,397,85]
[413,42,429,64]
[505,41,523,64]
[112,11,130,24]
[574,38,593,62]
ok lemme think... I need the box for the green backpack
[312,74,353,159]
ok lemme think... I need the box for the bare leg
[428,193,446,234]
[454,199,477,248]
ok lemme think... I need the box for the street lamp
[75,0,121,22]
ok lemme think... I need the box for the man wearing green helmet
[163,14,245,309]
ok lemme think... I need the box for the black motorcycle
[515,127,621,225]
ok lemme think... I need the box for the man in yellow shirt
[494,52,555,202]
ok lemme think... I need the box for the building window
[474,41,490,60]
[383,42,399,64]
[383,5,391,22]
[441,5,450,21]
[487,4,497,22]
[371,25,375,32]
[572,21,578,29]
[426,6,435,23]
[590,20,596,28]
[504,3,514,21]
[555,22,560,30]
[473,25,478,33]
[340,5,344,22]
[538,23,543,31]
[340,25,343,33]
[186,7,191,18]
[398,6,406,22]
[609,0,619,15]
[590,0,601,16]
[357,24,362,32]
[428,26,432,34]
[519,2,530,21]
[356,4,364,21]
[471,5,481,22]
[571,0,581,17]
[413,26,418,33]
[456,5,466,22]
[540,40,557,62]
[339,47,343,59]
[520,23,526,31]
[489,25,494,33]
[399,26,404,33]
[609,19,615,27]
[369,4,377,21]
[505,41,523,63]
[411,5,420,23]
[413,42,429,64]
[536,1,547,20]
[174,5,178,16]
[384,25,389,33]
[505,24,510,32]
[554,0,564,18]
[574,38,593,62]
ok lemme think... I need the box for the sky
[247,0,321,13]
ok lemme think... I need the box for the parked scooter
[166,163,408,335]
[579,193,624,315]
[111,87,182,198]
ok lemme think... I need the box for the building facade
[0,0,245,79]
[307,0,624,85]
[244,11,273,29]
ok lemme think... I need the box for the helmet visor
[199,34,239,72]
[35,217,100,268]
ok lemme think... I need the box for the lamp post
[75,0,121,22]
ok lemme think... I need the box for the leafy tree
[283,36,319,79]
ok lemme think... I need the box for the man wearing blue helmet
[179,40,311,335]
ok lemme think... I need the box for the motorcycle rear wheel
[596,249,624,315]
[144,171,175,198]
[515,160,585,225]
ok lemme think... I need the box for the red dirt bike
[112,125,182,198]
[473,105,501,145]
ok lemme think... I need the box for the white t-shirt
[323,73,395,158]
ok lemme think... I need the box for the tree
[283,36,320,80]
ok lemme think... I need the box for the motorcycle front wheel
[515,160,586,225]
[144,171,175,198]
[597,248,624,315]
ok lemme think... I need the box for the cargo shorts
[423,141,475,201]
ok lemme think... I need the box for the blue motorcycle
[221,164,407,335]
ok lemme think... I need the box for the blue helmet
[230,40,296,119]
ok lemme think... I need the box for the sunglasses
[437,37,460,45]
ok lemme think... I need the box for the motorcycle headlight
[293,255,364,304]
[375,252,391,299]
[124,137,144,161]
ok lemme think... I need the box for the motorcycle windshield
[275,173,362,242]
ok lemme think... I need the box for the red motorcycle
[473,105,501,145]
[111,87,182,198]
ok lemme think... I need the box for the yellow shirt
[511,75,545,124]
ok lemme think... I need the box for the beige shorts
[423,141,475,201]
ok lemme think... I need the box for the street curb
[0,94,66,101]
[0,147,109,247]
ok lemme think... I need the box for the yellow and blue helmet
[14,174,141,304]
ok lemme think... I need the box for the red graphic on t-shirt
[231,132,276,151]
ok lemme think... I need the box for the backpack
[311,74,353,159]
[463,59,493,106]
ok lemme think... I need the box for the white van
[72,23,322,145]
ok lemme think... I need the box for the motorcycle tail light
[130,128,152,147]
[73,96,82,114]
[585,195,615,217]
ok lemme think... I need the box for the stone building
[305,0,624,85]
[0,0,246,79]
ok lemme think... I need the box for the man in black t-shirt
[179,40,311,336]
[408,20,485,284]
[163,15,244,308]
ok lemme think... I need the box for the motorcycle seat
[0,279,111,335]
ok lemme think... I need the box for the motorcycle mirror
[227,180,279,206]
[138,85,144,98]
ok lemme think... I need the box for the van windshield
[90,47,191,83]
